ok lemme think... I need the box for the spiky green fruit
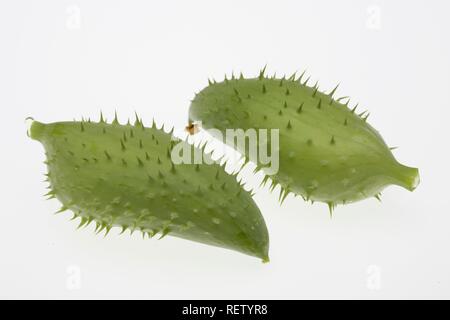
[28,116,269,261]
[189,70,420,208]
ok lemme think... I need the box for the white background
[1,0,449,299]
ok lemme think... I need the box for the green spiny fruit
[189,69,420,210]
[28,114,269,261]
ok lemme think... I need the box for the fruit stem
[392,163,420,191]
[28,120,45,141]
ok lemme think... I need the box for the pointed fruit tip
[261,256,270,264]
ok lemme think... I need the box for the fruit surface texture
[189,71,420,208]
[29,116,269,261]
